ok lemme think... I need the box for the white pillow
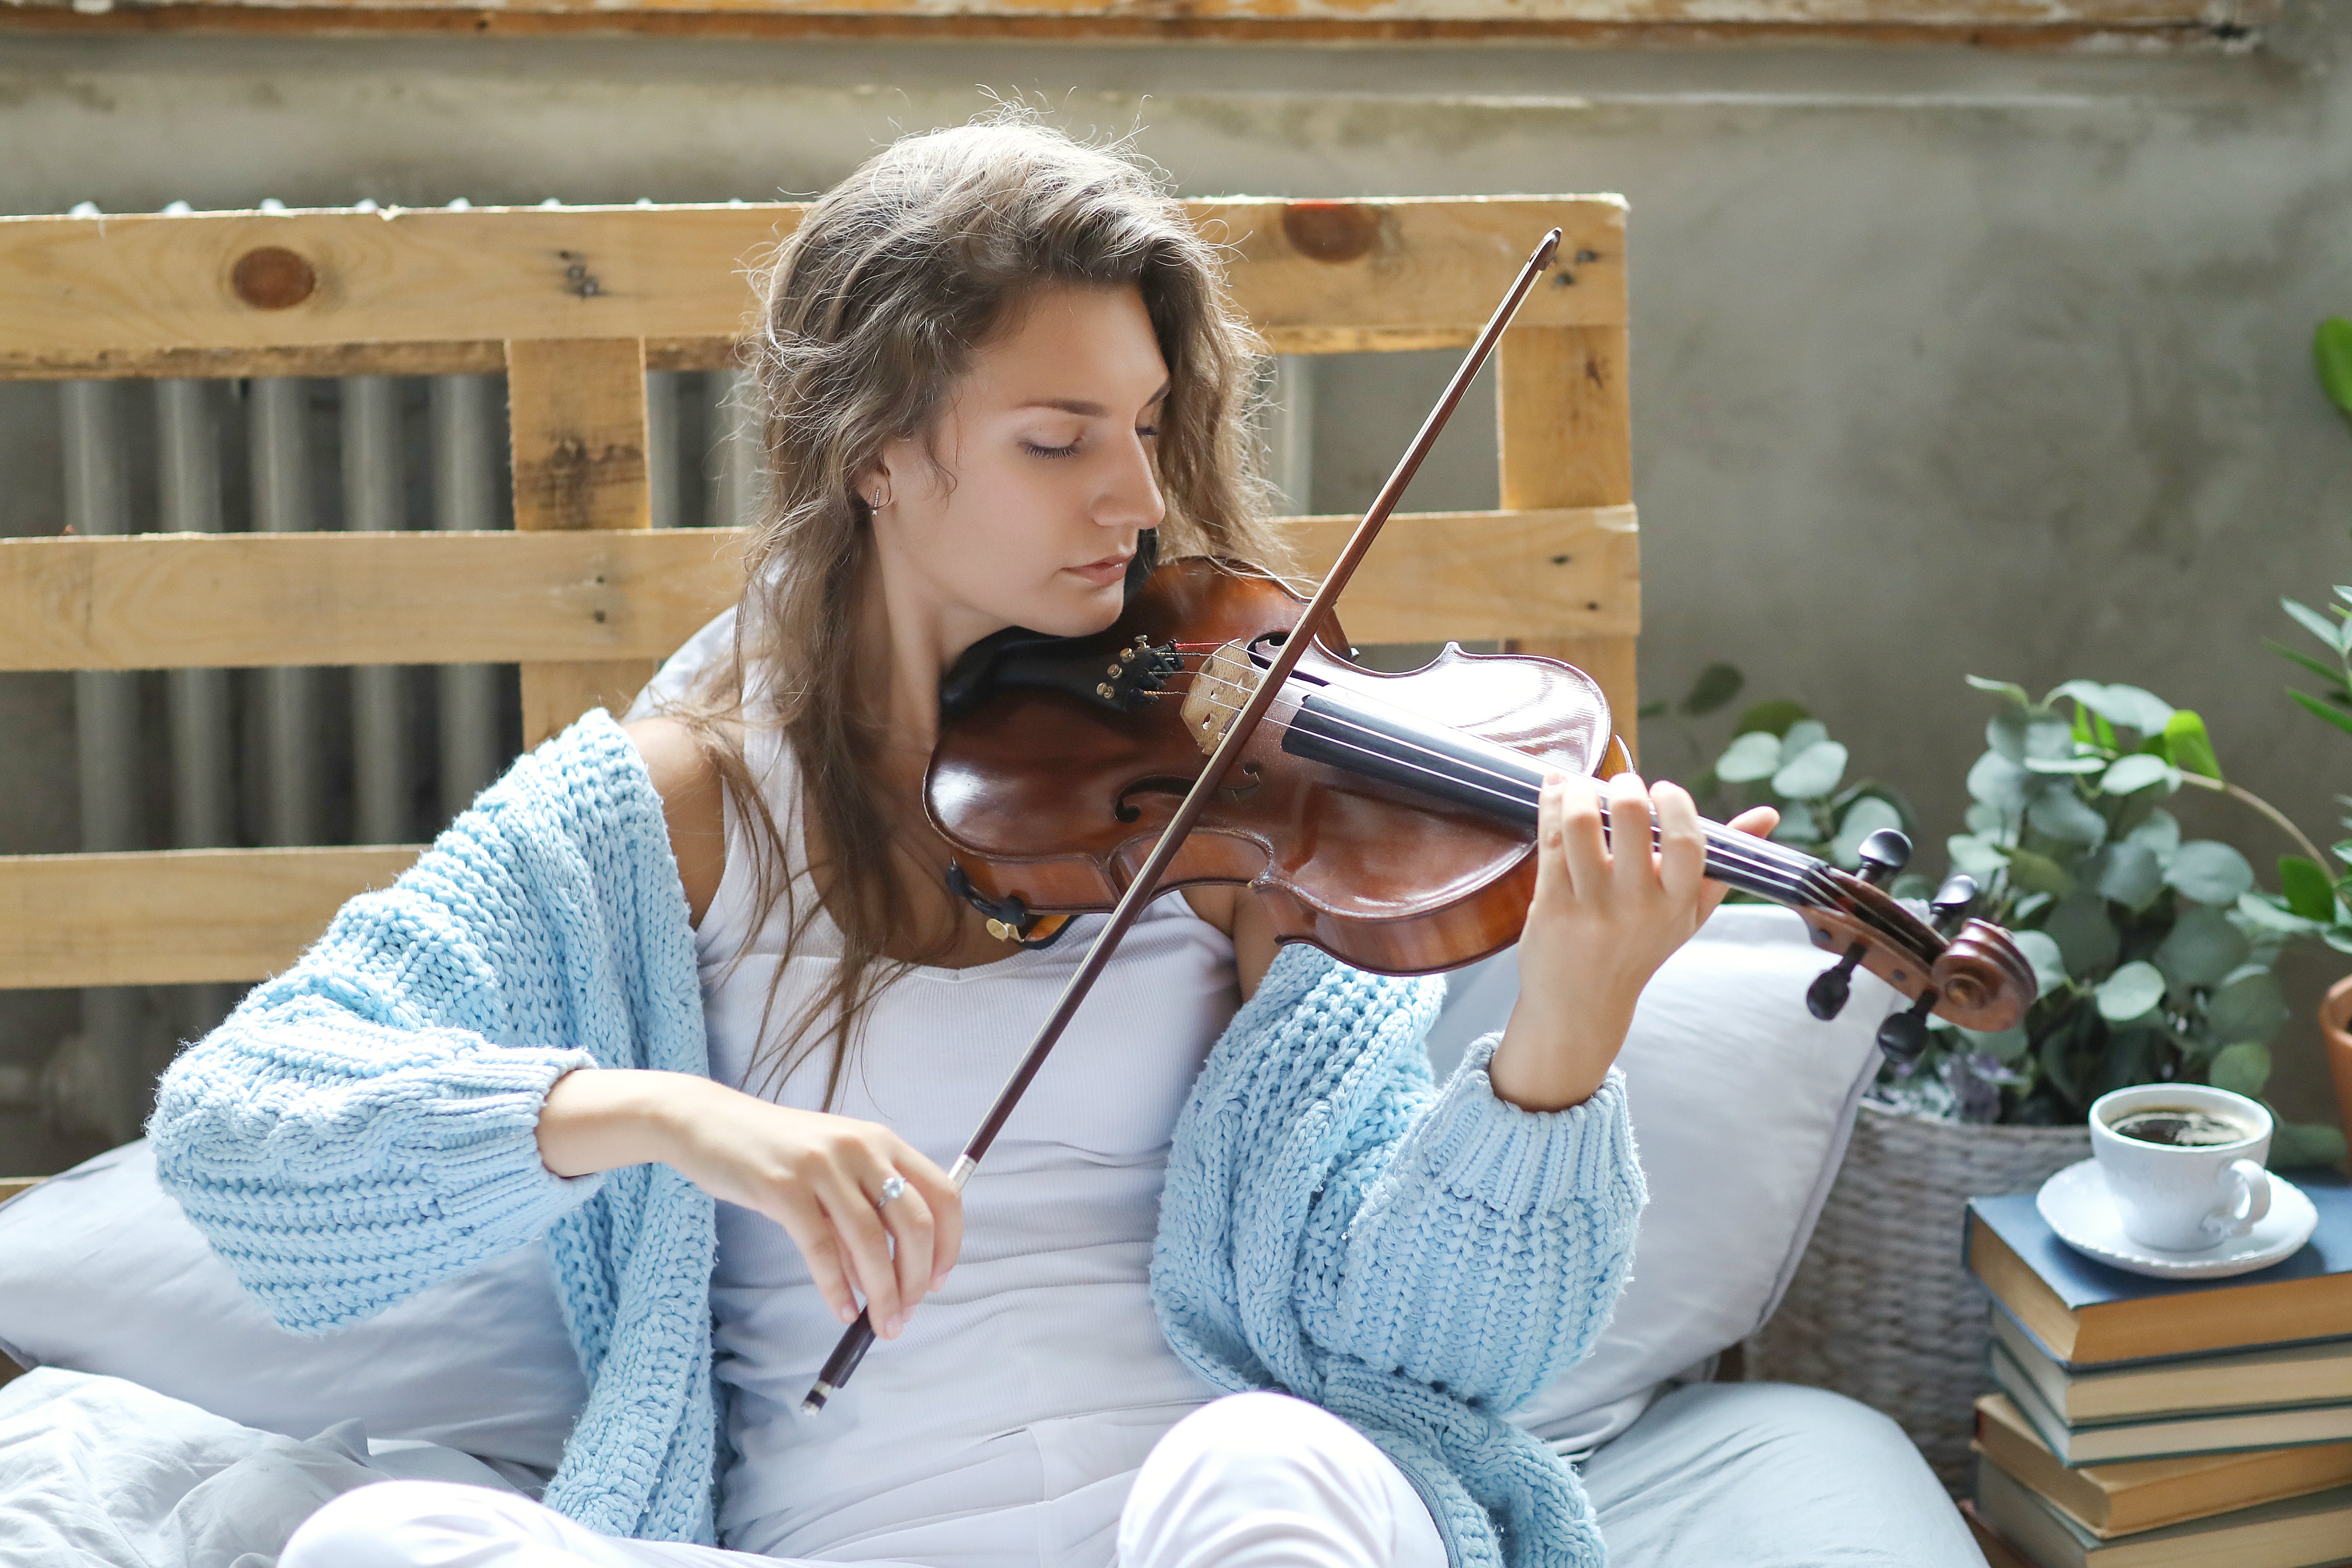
[0,1141,585,1473]
[1427,903,1896,1455]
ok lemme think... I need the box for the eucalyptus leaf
[2007,848,2079,900]
[2283,596,2348,655]
[1967,750,2035,812]
[1831,796,1905,869]
[2024,755,2108,776]
[1986,707,2027,763]
[2012,930,2069,992]
[1778,719,1829,763]
[2167,840,2256,905]
[2126,808,2182,857]
[1947,834,2009,877]
[1966,674,2032,708]
[2238,890,2328,937]
[2096,841,2166,910]
[1681,662,1744,717]
[2207,968,2288,1047]
[2162,711,2224,782]
[2096,961,2167,1022]
[2151,905,2250,989]
[2043,891,2119,976]
[2206,1040,2272,1099]
[1714,731,1783,783]
[1965,801,2008,835]
[2025,714,2080,763]
[2049,680,2177,736]
[2027,787,2108,847]
[1732,700,1810,740]
[1773,741,1848,801]
[1773,802,1819,843]
[2012,891,2054,921]
[1960,1025,2031,1066]
[2317,316,2352,418]
[2100,753,2180,796]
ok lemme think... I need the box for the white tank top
[698,725,1239,1564]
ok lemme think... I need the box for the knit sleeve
[1298,1029,1645,1414]
[147,719,692,1335]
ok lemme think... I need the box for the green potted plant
[1712,673,2343,1488]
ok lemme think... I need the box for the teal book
[1964,1173,2352,1369]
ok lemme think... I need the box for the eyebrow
[1015,385,1171,418]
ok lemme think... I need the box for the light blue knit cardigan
[149,712,1644,1568]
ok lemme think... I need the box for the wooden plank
[0,845,423,989]
[0,511,1623,673]
[0,3,2267,49]
[1283,506,1637,642]
[0,529,748,672]
[0,0,2262,22]
[509,337,655,744]
[1498,324,1640,754]
[0,198,1623,376]
[0,1179,41,1207]
[522,658,662,750]
[0,325,1475,383]
[506,337,652,533]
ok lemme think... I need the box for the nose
[1094,426,1165,536]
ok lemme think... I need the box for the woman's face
[866,282,1170,655]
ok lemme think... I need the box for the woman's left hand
[1486,772,1778,1113]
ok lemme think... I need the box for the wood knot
[231,246,317,310]
[1280,202,1380,265]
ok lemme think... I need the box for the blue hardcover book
[1964,1173,2352,1369]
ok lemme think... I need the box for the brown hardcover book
[1976,1395,2352,1537]
[1974,1457,2352,1568]
[1966,1188,2352,1366]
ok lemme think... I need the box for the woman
[152,118,1766,1568]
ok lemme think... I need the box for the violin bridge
[1181,642,1261,757]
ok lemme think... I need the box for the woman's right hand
[537,1068,961,1339]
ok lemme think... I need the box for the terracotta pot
[2322,974,2352,1148]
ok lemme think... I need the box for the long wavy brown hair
[677,114,1288,1107]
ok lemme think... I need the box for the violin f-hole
[1115,763,1262,822]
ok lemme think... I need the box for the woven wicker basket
[1747,1103,2091,1493]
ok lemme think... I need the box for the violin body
[928,557,2035,1037]
[930,557,1629,975]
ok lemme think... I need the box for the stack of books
[1962,1173,2352,1568]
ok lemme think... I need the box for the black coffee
[2110,1109,2253,1148]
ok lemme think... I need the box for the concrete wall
[4,5,2350,1160]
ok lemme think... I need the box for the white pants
[280,1392,1449,1568]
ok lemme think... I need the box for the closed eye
[1022,438,1083,459]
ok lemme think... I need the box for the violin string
[1152,683,1827,903]
[1148,668,1825,888]
[1151,681,1835,897]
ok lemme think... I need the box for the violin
[926,556,2037,1062]
[801,228,2036,1414]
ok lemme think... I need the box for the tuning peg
[1877,989,1939,1070]
[1930,873,1978,937]
[1807,940,1867,1021]
[1856,828,1911,888]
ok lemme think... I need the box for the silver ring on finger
[875,1173,910,1209]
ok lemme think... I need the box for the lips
[1066,553,1133,586]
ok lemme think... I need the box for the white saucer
[2035,1159,2319,1280]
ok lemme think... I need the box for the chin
[1017,579,1127,638]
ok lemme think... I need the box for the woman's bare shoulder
[624,716,727,928]
[1181,884,1279,1000]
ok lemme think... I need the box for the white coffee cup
[2089,1084,2273,1252]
